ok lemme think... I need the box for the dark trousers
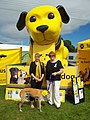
[30,78,43,101]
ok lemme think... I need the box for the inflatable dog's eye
[30,16,36,22]
[48,13,54,19]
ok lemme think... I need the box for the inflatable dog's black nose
[36,25,48,33]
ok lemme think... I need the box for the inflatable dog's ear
[56,5,70,24]
[16,12,27,31]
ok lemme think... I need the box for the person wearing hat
[29,53,45,108]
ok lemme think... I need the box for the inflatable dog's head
[16,5,70,45]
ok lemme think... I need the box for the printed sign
[0,48,22,85]
[5,88,65,103]
[78,39,90,50]
[6,64,30,87]
[72,77,85,104]
[77,50,90,85]
[60,66,78,89]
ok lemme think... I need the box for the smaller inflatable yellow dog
[16,5,70,66]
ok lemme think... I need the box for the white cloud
[0,0,90,45]
[0,23,28,38]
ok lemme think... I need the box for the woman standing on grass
[30,53,45,108]
[46,51,64,109]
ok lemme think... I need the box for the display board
[6,64,30,87]
[5,88,65,103]
[77,50,90,84]
[72,77,85,105]
[6,64,78,89]
[0,48,22,85]
[77,39,90,85]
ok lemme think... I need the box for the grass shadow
[65,94,74,104]
[84,85,90,90]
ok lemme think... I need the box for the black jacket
[46,60,63,81]
[30,61,44,76]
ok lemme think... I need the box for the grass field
[0,85,90,120]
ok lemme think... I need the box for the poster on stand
[72,77,85,104]
[78,88,85,103]
[72,78,80,104]
[77,39,90,85]
[6,64,30,87]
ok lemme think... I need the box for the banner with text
[77,50,90,84]
[0,48,22,85]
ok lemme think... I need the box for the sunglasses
[49,55,55,57]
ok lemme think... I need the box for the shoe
[47,101,54,105]
[55,103,61,109]
[56,106,60,109]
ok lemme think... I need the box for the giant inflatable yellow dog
[16,5,70,66]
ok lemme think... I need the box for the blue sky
[62,23,90,47]
[0,0,90,48]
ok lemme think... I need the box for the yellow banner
[6,64,78,89]
[0,48,22,85]
[78,39,90,50]
[60,66,78,89]
[77,50,90,84]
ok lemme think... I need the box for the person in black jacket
[46,51,64,109]
[29,53,44,108]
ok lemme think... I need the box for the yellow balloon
[26,5,62,45]
[17,5,70,66]
[63,46,69,59]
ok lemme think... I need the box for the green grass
[0,86,90,120]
